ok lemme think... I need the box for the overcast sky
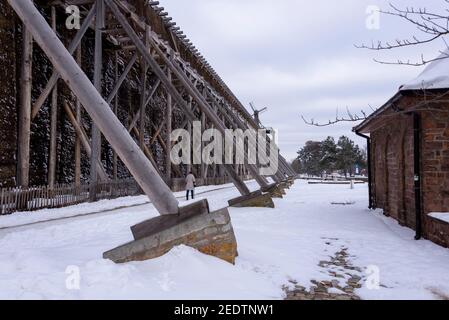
[162,0,446,160]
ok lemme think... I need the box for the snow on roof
[401,49,449,91]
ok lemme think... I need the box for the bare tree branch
[356,1,449,66]
[303,1,449,127]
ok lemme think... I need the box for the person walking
[185,171,196,201]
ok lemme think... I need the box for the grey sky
[162,0,446,160]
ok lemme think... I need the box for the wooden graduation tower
[7,0,296,263]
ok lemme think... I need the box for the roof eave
[353,91,403,134]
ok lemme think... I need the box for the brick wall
[370,114,415,229]
[421,109,449,247]
[368,95,449,248]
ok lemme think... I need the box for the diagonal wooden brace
[9,0,179,215]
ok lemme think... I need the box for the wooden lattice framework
[7,0,295,216]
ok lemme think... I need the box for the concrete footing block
[281,181,290,190]
[270,187,285,198]
[131,199,210,241]
[103,204,238,264]
[228,190,275,208]
[262,184,284,198]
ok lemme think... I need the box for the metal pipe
[355,130,373,209]
[412,112,423,240]
[9,0,180,215]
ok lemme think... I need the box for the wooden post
[113,51,118,180]
[48,6,58,189]
[75,46,82,186]
[186,96,193,174]
[9,0,180,215]
[105,0,251,196]
[89,0,104,202]
[64,102,109,181]
[165,63,172,182]
[201,108,206,179]
[138,29,149,150]
[17,25,33,188]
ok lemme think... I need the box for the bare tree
[357,2,449,66]
[302,1,449,127]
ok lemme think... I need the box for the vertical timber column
[9,0,180,215]
[17,26,33,188]
[201,106,206,179]
[113,51,119,180]
[139,27,149,151]
[90,0,104,201]
[139,63,147,150]
[186,96,193,174]
[48,6,58,189]
[165,60,173,183]
[74,45,82,186]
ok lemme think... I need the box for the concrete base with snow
[103,207,238,265]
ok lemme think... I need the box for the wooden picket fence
[0,179,141,215]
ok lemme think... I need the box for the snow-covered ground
[1,180,448,300]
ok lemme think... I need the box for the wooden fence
[0,175,253,215]
[0,179,141,215]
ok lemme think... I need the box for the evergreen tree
[319,136,337,174]
[297,141,323,176]
[297,136,366,177]
[291,158,301,173]
[336,136,364,177]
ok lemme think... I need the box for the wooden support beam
[204,92,270,188]
[127,78,162,133]
[75,46,82,186]
[89,0,104,202]
[132,124,181,179]
[165,61,172,182]
[10,0,180,215]
[105,0,196,123]
[113,51,119,180]
[138,26,150,150]
[31,4,96,120]
[118,0,291,178]
[131,127,162,178]
[63,102,108,181]
[187,96,193,174]
[150,121,164,145]
[201,109,206,179]
[48,6,58,189]
[139,68,147,149]
[17,26,33,188]
[105,0,250,196]
[106,52,138,104]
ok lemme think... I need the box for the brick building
[354,55,449,248]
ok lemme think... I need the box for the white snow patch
[428,212,449,224]
[328,287,345,295]
[0,182,254,229]
[0,180,449,300]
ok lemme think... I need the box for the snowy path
[0,180,449,300]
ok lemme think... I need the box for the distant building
[354,52,449,248]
